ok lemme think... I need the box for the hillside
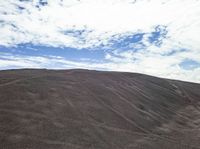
[0,69,200,149]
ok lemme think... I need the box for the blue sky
[0,0,200,83]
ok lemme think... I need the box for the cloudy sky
[0,0,200,83]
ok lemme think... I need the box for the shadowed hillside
[0,69,200,149]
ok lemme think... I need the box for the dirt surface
[0,69,200,149]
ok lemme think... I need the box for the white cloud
[0,0,200,49]
[104,49,200,83]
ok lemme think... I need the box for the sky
[0,0,200,83]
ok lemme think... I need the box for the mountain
[0,69,200,149]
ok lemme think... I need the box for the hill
[0,69,200,149]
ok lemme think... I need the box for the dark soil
[0,69,200,149]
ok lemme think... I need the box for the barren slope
[0,69,200,149]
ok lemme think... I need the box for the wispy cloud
[0,51,200,83]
